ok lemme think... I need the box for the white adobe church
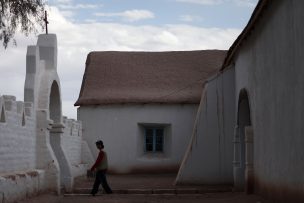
[75,0,304,202]
[74,50,226,174]
[1,0,304,202]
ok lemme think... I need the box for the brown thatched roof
[75,50,227,106]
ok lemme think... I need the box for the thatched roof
[75,50,227,106]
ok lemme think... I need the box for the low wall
[0,170,45,203]
[0,95,90,198]
[0,95,36,173]
[81,141,94,168]
[0,95,47,202]
[62,117,88,178]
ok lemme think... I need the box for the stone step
[70,187,232,195]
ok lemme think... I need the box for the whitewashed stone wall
[176,68,235,185]
[0,95,46,202]
[81,141,94,168]
[0,96,88,202]
[0,170,45,203]
[62,117,88,178]
[0,34,91,202]
[0,95,35,173]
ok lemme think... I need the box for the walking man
[90,140,113,196]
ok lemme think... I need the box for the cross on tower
[43,11,49,34]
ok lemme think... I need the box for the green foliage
[0,0,45,48]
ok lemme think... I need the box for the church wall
[78,104,198,173]
[175,68,235,184]
[233,0,304,201]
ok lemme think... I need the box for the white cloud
[176,0,223,5]
[60,10,75,17]
[0,6,240,119]
[54,0,72,3]
[94,9,155,22]
[233,0,257,7]
[84,19,98,23]
[179,15,202,22]
[180,15,195,22]
[58,3,102,10]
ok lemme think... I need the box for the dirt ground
[16,193,269,203]
[16,174,270,203]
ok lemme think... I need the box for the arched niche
[49,81,62,124]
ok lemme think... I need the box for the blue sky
[0,0,258,119]
[48,0,257,27]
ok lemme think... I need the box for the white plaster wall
[62,118,82,166]
[233,0,304,200]
[0,96,48,203]
[175,68,235,184]
[0,170,45,203]
[61,118,87,178]
[81,141,94,167]
[78,104,198,173]
[0,96,36,173]
[31,34,61,193]
[35,110,60,193]
[0,33,88,201]
[26,34,88,193]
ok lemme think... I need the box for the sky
[0,0,258,119]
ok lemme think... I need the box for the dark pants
[91,170,112,195]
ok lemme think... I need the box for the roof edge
[74,101,200,106]
[86,49,227,54]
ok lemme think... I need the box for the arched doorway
[233,89,254,193]
[49,81,73,191]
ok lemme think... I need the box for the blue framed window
[145,127,164,152]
